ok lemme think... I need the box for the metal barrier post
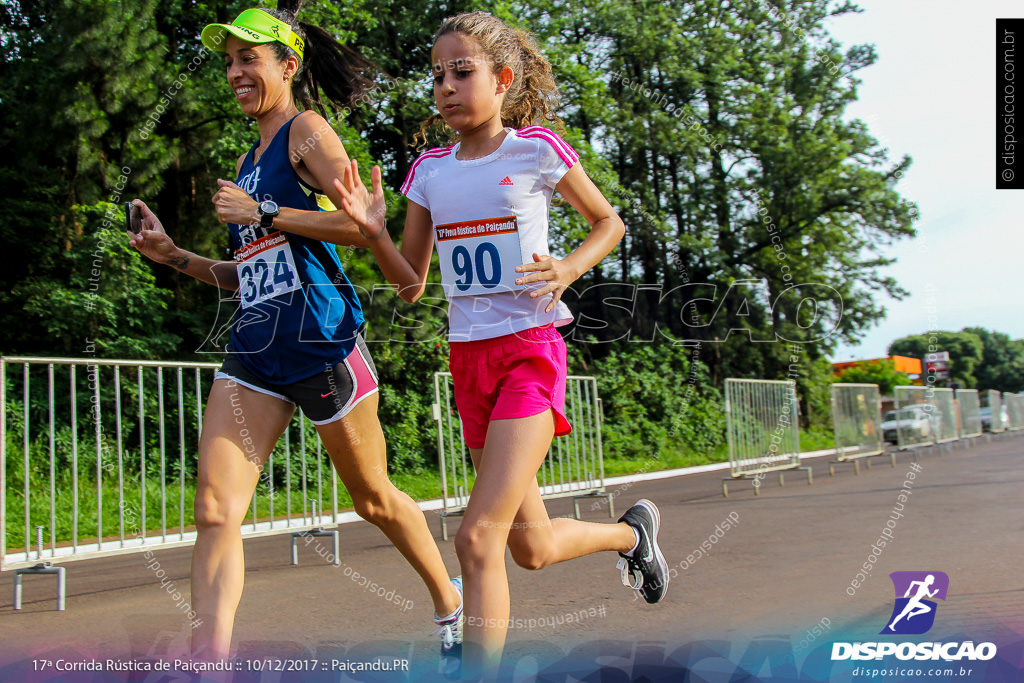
[433,372,470,542]
[828,383,888,476]
[13,526,66,611]
[988,390,1004,434]
[956,389,983,440]
[722,378,810,497]
[290,498,339,566]
[1007,393,1024,431]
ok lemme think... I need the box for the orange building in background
[831,355,922,376]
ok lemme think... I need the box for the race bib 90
[234,232,301,308]
[435,216,522,297]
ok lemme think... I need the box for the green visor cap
[201,9,304,60]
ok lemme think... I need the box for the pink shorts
[449,325,573,449]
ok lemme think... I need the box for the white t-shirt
[401,126,577,341]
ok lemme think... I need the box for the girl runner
[335,10,669,674]
[127,3,462,660]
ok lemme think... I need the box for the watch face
[259,200,279,215]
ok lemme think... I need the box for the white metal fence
[723,378,810,495]
[2,356,340,572]
[892,386,938,450]
[1007,393,1024,431]
[830,383,888,474]
[7,351,1020,571]
[432,372,611,540]
[956,389,983,439]
[987,390,1005,433]
[931,388,959,443]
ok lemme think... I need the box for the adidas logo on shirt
[498,176,514,186]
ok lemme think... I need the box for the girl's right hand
[333,160,387,240]
[126,199,181,263]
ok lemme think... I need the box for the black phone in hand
[124,202,143,234]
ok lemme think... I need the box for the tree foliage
[887,328,1024,393]
[832,358,912,396]
[963,327,1024,393]
[1,0,927,469]
[888,330,984,389]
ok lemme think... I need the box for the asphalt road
[1,434,1022,680]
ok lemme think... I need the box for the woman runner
[127,2,462,660]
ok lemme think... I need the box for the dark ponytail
[262,1,377,116]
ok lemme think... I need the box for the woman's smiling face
[223,35,296,117]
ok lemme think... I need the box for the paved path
[1,435,1022,680]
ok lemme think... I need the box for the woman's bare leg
[190,379,294,659]
[316,393,461,618]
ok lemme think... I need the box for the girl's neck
[455,117,508,160]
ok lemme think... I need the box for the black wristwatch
[257,199,279,229]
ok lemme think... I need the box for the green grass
[4,475,344,553]
[599,429,835,479]
[799,427,836,452]
[389,469,448,501]
[4,468,448,552]
[5,477,197,553]
[6,429,839,551]
[599,444,729,478]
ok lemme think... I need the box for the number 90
[452,243,502,291]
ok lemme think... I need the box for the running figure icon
[888,574,939,631]
[882,571,949,635]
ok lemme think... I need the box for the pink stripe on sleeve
[401,146,454,195]
[518,126,580,167]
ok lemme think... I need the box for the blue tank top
[227,113,364,384]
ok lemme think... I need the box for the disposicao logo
[831,571,997,663]
[882,570,948,635]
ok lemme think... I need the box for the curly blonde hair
[414,12,562,150]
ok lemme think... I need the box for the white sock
[624,526,641,557]
[435,604,462,623]
[435,585,464,623]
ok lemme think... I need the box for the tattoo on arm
[165,255,190,270]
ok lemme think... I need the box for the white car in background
[881,406,932,444]
[979,405,1010,432]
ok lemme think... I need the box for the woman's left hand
[212,179,259,225]
[515,253,579,313]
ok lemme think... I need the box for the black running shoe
[616,499,669,603]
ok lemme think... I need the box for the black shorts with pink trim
[215,335,379,425]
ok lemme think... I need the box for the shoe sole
[634,499,669,602]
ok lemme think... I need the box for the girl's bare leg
[455,411,637,674]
